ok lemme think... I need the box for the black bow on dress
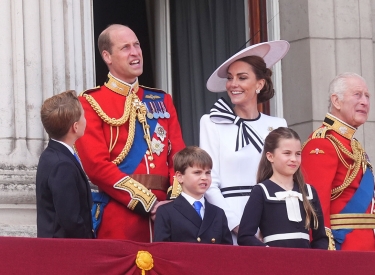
[209,97,264,152]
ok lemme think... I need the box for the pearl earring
[256,89,260,94]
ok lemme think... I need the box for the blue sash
[92,89,164,233]
[117,89,162,174]
[332,168,374,249]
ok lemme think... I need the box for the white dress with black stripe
[199,100,286,243]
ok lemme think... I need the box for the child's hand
[150,200,172,221]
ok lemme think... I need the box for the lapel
[48,140,92,206]
[48,140,82,170]
[198,199,217,236]
[173,195,202,228]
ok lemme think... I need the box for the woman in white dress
[200,41,289,244]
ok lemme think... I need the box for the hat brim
[206,40,290,92]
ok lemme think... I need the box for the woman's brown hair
[237,55,274,103]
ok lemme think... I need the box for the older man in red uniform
[75,24,185,241]
[302,72,374,250]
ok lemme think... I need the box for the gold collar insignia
[104,73,139,96]
[323,113,356,140]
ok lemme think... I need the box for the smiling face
[176,165,212,200]
[102,26,143,83]
[331,76,370,128]
[266,138,301,180]
[225,60,265,108]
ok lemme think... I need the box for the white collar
[181,192,205,208]
[51,139,75,155]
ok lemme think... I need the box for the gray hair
[328,72,366,111]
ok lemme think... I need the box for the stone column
[0,0,95,236]
[279,0,375,160]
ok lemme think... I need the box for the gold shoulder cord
[326,135,365,200]
[84,92,153,165]
[303,126,366,200]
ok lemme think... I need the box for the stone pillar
[0,0,95,236]
[279,0,375,160]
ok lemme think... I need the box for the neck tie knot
[193,201,202,218]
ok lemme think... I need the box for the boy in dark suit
[154,146,232,244]
[36,90,93,238]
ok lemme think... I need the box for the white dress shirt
[180,192,206,219]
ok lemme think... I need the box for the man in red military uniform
[75,24,185,241]
[302,72,374,250]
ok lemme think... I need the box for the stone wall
[0,0,94,237]
[279,0,375,161]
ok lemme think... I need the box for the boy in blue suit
[154,146,232,244]
[36,90,93,238]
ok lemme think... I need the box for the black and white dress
[200,98,287,244]
[237,179,328,249]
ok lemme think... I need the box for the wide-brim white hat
[206,40,290,92]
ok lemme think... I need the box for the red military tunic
[301,113,375,251]
[75,74,185,241]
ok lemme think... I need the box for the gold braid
[136,103,152,153]
[112,101,137,165]
[326,134,364,200]
[83,93,132,126]
[84,92,153,165]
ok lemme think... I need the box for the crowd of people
[35,24,374,251]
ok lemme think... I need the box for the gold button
[146,150,150,155]
[197,237,201,242]
[211,238,215,243]
[148,156,153,161]
[150,163,155,168]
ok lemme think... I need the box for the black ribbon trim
[210,97,264,152]
[223,192,252,198]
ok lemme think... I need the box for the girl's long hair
[256,127,318,229]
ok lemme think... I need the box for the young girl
[237,127,328,249]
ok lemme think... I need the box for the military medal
[156,101,165,118]
[158,102,170,118]
[149,102,159,119]
[145,103,153,119]
[151,137,165,156]
[155,123,167,141]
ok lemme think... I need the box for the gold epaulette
[113,176,157,212]
[167,176,182,199]
[301,127,328,150]
[140,85,166,94]
[79,86,101,96]
[311,127,328,139]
